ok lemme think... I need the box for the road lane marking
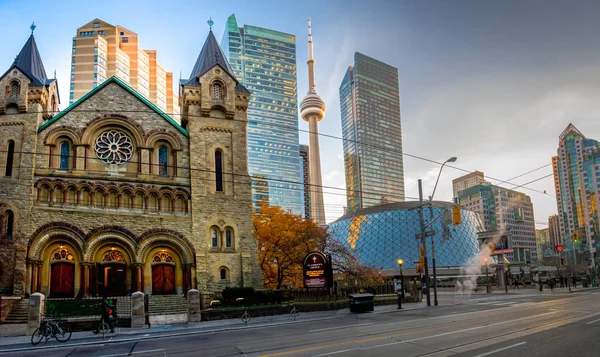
[471,342,527,357]
[310,323,374,332]
[262,311,557,357]
[97,349,165,357]
[586,318,600,324]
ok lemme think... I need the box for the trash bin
[349,293,374,313]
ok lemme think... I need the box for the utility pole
[418,179,431,307]
[427,200,439,306]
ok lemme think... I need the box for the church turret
[0,23,59,119]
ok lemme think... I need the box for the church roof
[1,34,49,86]
[182,30,249,93]
[39,76,188,137]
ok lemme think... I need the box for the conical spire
[11,34,48,86]
[185,30,235,85]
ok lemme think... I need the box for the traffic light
[416,264,421,273]
[489,243,495,254]
[419,246,425,257]
[419,256,425,268]
[572,231,579,244]
[561,258,565,265]
[452,205,461,226]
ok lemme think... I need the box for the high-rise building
[299,144,311,219]
[552,123,600,267]
[221,14,304,215]
[70,19,179,118]
[339,53,404,212]
[299,18,326,225]
[455,172,537,263]
[536,228,552,262]
[548,214,561,248]
[452,171,485,198]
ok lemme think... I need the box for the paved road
[3,289,599,357]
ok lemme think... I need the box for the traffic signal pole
[418,179,432,307]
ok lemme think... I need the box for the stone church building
[0,29,263,298]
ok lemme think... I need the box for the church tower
[179,23,263,290]
[0,24,59,295]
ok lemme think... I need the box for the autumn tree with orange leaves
[254,202,383,289]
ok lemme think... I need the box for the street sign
[415,230,435,240]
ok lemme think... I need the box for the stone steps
[4,300,28,324]
[148,295,188,315]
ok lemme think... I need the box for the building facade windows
[219,267,229,281]
[4,140,15,177]
[4,210,13,238]
[225,228,232,248]
[215,150,223,192]
[158,145,168,176]
[213,82,223,99]
[10,81,19,98]
[211,227,219,248]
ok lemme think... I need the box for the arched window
[219,267,228,281]
[51,95,58,112]
[158,146,168,176]
[215,150,223,192]
[225,228,233,248]
[5,210,14,238]
[59,142,70,170]
[213,82,222,99]
[211,227,219,248]
[5,140,14,177]
[10,81,19,98]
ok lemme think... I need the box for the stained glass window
[152,252,174,263]
[5,141,14,177]
[51,248,73,261]
[60,142,70,170]
[215,150,223,192]
[225,229,232,248]
[95,130,133,165]
[158,146,168,176]
[211,228,219,248]
[101,250,125,262]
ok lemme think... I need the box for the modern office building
[221,14,304,215]
[548,214,561,248]
[536,228,553,262]
[552,123,600,267]
[454,172,538,263]
[299,18,326,225]
[299,144,311,219]
[452,171,485,197]
[70,18,179,118]
[339,53,404,212]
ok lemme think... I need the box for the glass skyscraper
[221,14,304,215]
[339,52,404,212]
[552,124,600,267]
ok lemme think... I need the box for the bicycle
[31,315,72,345]
[94,317,118,339]
[290,306,299,320]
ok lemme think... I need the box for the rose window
[94,130,133,165]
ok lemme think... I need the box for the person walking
[93,295,115,334]
[572,276,577,288]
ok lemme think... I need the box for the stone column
[26,293,45,335]
[75,146,86,171]
[82,264,90,297]
[141,148,151,175]
[187,289,201,322]
[130,291,146,328]
[135,263,143,292]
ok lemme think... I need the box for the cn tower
[300,17,326,225]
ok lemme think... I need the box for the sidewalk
[0,300,428,351]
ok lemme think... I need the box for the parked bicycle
[31,314,71,345]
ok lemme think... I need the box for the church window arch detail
[219,267,229,282]
[211,227,219,248]
[213,82,223,99]
[101,250,125,262]
[152,252,175,263]
[51,248,74,261]
[94,130,133,165]
[225,228,233,248]
[59,142,70,170]
[5,140,14,177]
[4,210,14,239]
[158,145,168,176]
[9,81,19,98]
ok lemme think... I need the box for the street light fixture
[397,259,404,309]
[426,156,457,307]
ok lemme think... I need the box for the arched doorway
[97,250,127,296]
[49,249,75,297]
[151,252,176,294]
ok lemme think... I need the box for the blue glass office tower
[222,14,304,215]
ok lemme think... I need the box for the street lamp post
[397,259,404,309]
[428,156,457,306]
[484,257,490,293]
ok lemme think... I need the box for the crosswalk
[474,300,535,307]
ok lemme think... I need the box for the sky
[2,0,600,228]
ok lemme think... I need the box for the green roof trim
[38,76,188,137]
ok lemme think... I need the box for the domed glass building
[328,202,485,273]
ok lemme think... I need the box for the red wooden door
[50,263,74,297]
[152,265,176,294]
